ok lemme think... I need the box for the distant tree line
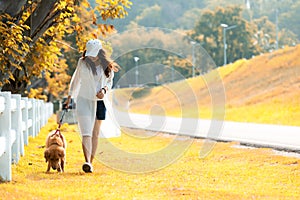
[100,0,299,82]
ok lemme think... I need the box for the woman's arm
[69,60,82,96]
[65,59,82,108]
[106,71,114,91]
[96,71,114,99]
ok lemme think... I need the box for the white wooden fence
[0,91,53,182]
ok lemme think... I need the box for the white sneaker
[82,162,93,173]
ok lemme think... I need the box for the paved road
[115,112,300,151]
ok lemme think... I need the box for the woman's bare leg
[91,120,102,163]
[82,136,92,163]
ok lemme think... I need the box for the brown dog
[44,130,66,172]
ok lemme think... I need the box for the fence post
[40,100,46,127]
[20,98,25,156]
[28,99,36,137]
[48,102,53,119]
[11,94,22,163]
[35,100,41,136]
[21,97,29,145]
[0,92,12,181]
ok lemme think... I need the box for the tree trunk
[0,0,27,17]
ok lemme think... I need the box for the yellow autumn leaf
[8,71,15,81]
[81,0,90,8]
[72,15,80,23]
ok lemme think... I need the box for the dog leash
[51,108,67,139]
[58,108,67,129]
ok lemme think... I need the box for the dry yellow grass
[1,116,300,199]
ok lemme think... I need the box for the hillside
[113,45,300,126]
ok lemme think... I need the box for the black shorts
[96,101,106,120]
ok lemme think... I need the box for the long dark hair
[82,49,119,78]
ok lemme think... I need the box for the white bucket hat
[85,39,102,57]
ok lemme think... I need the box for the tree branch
[23,0,57,38]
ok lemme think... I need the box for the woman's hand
[96,90,104,99]
[64,96,71,110]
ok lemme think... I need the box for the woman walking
[65,39,119,173]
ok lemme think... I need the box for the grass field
[0,116,300,199]
[1,44,300,199]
